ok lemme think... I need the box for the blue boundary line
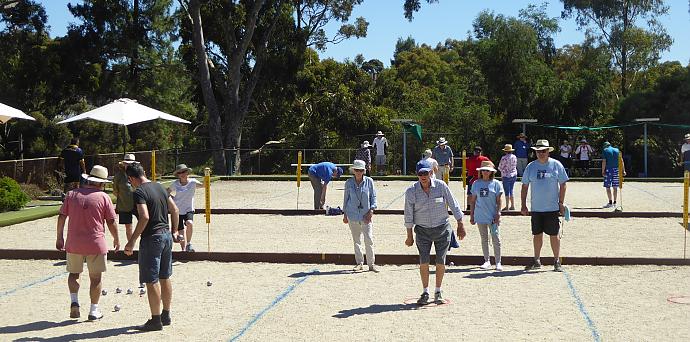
[228,268,318,342]
[563,271,601,342]
[381,191,406,209]
[0,271,67,299]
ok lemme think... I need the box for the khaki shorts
[66,253,107,274]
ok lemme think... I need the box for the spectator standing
[681,134,690,172]
[59,137,87,194]
[601,142,626,208]
[56,165,119,321]
[465,146,491,210]
[575,139,594,176]
[342,160,378,272]
[559,140,573,174]
[372,131,389,176]
[521,139,569,272]
[355,141,372,177]
[514,133,530,176]
[497,144,517,211]
[113,154,137,240]
[432,137,454,182]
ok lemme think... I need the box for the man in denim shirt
[404,159,466,305]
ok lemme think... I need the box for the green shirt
[113,170,134,212]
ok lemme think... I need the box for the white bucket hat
[350,159,366,173]
[437,137,448,145]
[361,140,371,148]
[376,131,384,136]
[82,165,111,183]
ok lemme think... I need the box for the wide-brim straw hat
[477,160,496,172]
[122,153,136,163]
[82,165,111,183]
[531,139,555,152]
[376,131,384,136]
[685,133,690,140]
[502,144,514,152]
[437,137,448,145]
[173,164,193,175]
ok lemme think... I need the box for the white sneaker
[480,261,491,270]
[495,263,503,271]
[352,264,363,272]
[603,203,613,208]
[88,309,103,321]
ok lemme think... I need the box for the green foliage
[0,177,30,212]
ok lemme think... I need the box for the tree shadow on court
[333,303,419,318]
[14,326,144,341]
[0,320,78,334]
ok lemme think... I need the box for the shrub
[0,177,31,212]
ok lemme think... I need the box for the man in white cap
[113,154,137,240]
[681,134,690,172]
[56,165,120,321]
[372,131,388,175]
[521,139,568,272]
[432,137,454,182]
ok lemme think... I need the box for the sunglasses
[417,171,430,176]
[353,169,364,173]
[536,150,549,154]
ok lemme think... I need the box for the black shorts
[531,211,560,236]
[118,211,134,225]
[177,212,194,230]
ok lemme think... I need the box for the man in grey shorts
[404,159,466,305]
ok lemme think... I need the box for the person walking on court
[521,139,568,272]
[113,154,137,240]
[497,144,517,211]
[372,131,389,175]
[355,141,372,177]
[601,142,626,208]
[168,164,203,252]
[56,165,119,321]
[514,133,530,176]
[308,161,343,209]
[343,160,378,272]
[405,159,466,305]
[421,149,439,179]
[469,161,504,271]
[124,163,180,331]
[432,137,454,182]
[58,137,87,194]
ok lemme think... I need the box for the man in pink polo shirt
[56,165,120,321]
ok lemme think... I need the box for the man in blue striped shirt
[404,159,466,305]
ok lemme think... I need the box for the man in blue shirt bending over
[521,139,568,272]
[308,162,343,209]
[601,142,626,208]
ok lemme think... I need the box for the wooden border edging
[1,249,688,266]
[194,208,683,218]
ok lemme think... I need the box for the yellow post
[297,151,302,187]
[204,167,211,253]
[151,150,156,182]
[443,165,450,184]
[683,171,690,229]
[618,154,624,189]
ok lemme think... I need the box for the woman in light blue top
[343,159,378,272]
[470,160,504,271]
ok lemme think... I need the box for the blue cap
[416,159,432,174]
[335,167,343,177]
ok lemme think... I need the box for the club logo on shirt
[537,170,547,179]
[479,188,489,197]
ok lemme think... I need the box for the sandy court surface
[0,260,688,341]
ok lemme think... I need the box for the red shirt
[60,188,116,255]
[467,155,491,179]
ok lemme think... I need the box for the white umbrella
[57,98,191,154]
[57,98,190,125]
[0,102,36,124]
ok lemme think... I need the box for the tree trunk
[621,0,629,98]
[190,0,226,174]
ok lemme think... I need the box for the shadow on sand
[333,303,420,318]
[13,326,144,341]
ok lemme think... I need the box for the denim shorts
[414,222,451,265]
[138,232,173,284]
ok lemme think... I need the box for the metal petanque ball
[115,287,122,294]
[449,262,455,266]
[126,288,133,295]
[101,289,108,295]
[139,288,146,295]
[206,280,213,287]
[114,304,121,312]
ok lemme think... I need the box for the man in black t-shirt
[124,163,179,331]
[58,137,87,193]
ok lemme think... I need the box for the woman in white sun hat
[342,159,378,272]
[469,160,504,271]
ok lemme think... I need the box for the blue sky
[42,0,690,66]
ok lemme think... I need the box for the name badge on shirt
[434,197,444,203]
